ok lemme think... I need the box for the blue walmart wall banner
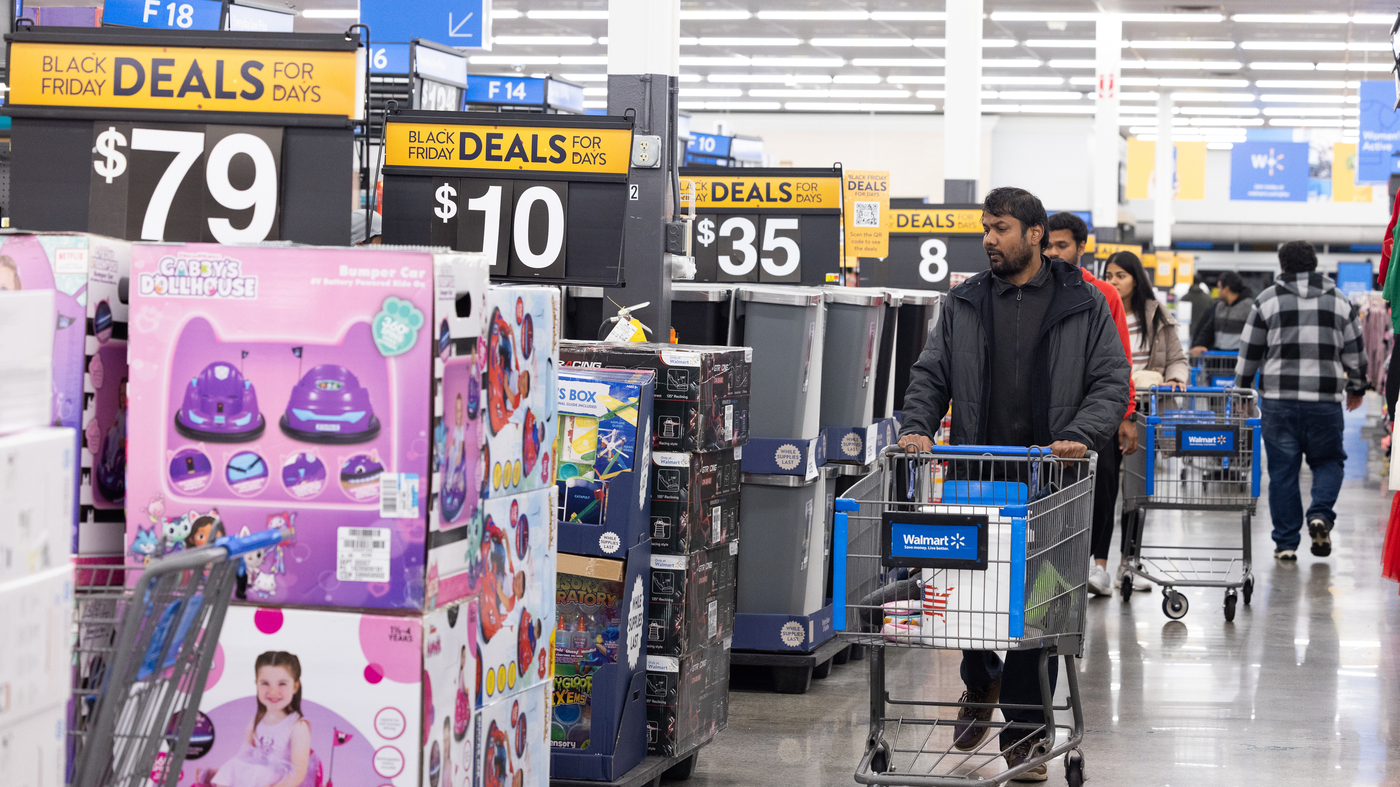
[882,512,988,571]
[1357,80,1400,183]
[1230,141,1308,202]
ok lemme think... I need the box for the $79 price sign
[89,122,284,243]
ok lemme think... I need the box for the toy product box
[451,487,558,711]
[125,243,490,612]
[644,638,731,758]
[148,601,476,787]
[0,701,66,787]
[0,290,54,437]
[0,564,73,728]
[0,428,75,587]
[559,342,751,453]
[0,233,132,558]
[647,543,737,657]
[476,682,551,787]
[551,544,649,780]
[481,286,559,500]
[555,368,655,559]
[648,449,741,556]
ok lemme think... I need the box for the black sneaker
[1308,517,1332,557]
[952,678,1001,751]
[1274,548,1297,561]
[1004,740,1048,782]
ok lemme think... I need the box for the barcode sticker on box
[707,599,718,640]
[337,527,390,582]
[379,473,420,518]
[724,404,733,442]
[711,504,721,545]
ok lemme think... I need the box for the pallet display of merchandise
[730,634,849,695]
[550,744,706,787]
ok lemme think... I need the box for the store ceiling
[297,1,1400,139]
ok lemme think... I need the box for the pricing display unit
[4,27,359,245]
[380,110,634,284]
[680,166,842,286]
[858,201,988,291]
[410,39,468,112]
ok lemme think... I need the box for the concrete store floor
[691,405,1400,786]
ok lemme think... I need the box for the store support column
[1092,14,1123,243]
[942,0,982,203]
[606,0,680,336]
[1153,92,1175,252]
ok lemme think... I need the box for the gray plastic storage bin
[733,286,826,440]
[884,288,944,416]
[819,287,886,431]
[736,472,829,617]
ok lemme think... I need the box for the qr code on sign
[853,201,880,228]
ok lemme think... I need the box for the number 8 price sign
[88,122,283,243]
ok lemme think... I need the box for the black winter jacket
[899,257,1131,449]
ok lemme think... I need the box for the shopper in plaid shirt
[1236,241,1366,561]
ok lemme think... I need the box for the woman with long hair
[1103,251,1190,389]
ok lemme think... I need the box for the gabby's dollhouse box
[125,244,489,611]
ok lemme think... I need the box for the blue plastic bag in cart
[136,592,205,681]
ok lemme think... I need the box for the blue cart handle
[1199,350,1239,357]
[1149,385,1243,393]
[216,528,286,558]
[885,443,1049,458]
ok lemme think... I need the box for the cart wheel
[662,752,699,781]
[1162,590,1189,620]
[1224,591,1237,623]
[772,665,813,694]
[849,644,867,661]
[1064,750,1085,787]
[812,658,834,680]
[833,645,852,665]
[1120,573,1133,601]
[870,742,891,774]
[1242,576,1254,605]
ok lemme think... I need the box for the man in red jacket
[1045,212,1140,597]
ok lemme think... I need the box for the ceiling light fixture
[1260,93,1347,103]
[1127,40,1236,49]
[1248,62,1317,70]
[679,10,753,20]
[1253,79,1357,88]
[1025,39,1098,48]
[809,38,913,47]
[1179,106,1261,115]
[707,74,835,84]
[301,9,357,18]
[751,57,847,67]
[559,56,607,65]
[525,10,607,20]
[757,11,870,21]
[749,88,913,98]
[679,89,745,97]
[470,56,562,65]
[982,76,1067,85]
[870,12,946,21]
[696,38,802,47]
[983,59,1045,67]
[1261,107,1347,116]
[833,75,883,84]
[1317,62,1392,71]
[782,101,939,111]
[996,90,1086,100]
[1171,92,1258,101]
[1233,13,1388,24]
[851,58,946,67]
[492,36,596,46]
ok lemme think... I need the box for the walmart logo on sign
[903,532,967,551]
[1250,147,1285,177]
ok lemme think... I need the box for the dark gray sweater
[987,261,1055,447]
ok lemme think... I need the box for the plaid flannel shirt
[1235,271,1367,401]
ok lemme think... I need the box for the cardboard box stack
[558,341,749,760]
[107,245,559,787]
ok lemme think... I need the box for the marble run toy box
[125,243,489,611]
[0,232,132,560]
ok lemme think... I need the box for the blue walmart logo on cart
[1183,430,1233,451]
[890,523,979,560]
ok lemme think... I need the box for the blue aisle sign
[369,43,411,73]
[103,0,222,30]
[1229,141,1308,202]
[466,76,545,105]
[1357,80,1400,183]
[362,0,488,72]
[687,132,732,158]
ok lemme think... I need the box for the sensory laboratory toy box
[124,244,512,612]
[0,232,132,560]
[554,367,655,558]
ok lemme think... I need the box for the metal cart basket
[833,445,1095,786]
[1191,350,1240,388]
[1120,386,1261,621]
[69,529,285,787]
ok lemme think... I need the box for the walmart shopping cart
[834,445,1094,786]
[1120,386,1260,621]
[69,529,285,787]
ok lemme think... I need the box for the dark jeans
[1259,398,1347,551]
[1090,435,1123,561]
[962,649,1058,748]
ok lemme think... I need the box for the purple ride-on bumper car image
[279,364,381,444]
[174,361,266,443]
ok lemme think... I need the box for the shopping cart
[1190,350,1260,389]
[833,445,1095,786]
[1120,386,1260,621]
[68,528,286,787]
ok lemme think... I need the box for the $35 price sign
[88,122,283,243]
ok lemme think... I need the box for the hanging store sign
[680,166,842,285]
[380,110,634,284]
[410,39,468,112]
[857,205,988,292]
[842,170,890,258]
[3,28,360,246]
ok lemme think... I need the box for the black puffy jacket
[899,257,1130,449]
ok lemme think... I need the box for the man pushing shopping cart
[876,186,1129,783]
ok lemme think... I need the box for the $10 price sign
[680,167,842,286]
[381,111,634,284]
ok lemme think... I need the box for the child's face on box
[257,665,298,713]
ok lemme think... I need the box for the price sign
[680,167,842,286]
[381,110,634,284]
[858,206,988,291]
[411,39,467,112]
[4,29,359,245]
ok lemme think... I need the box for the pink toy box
[0,232,132,561]
[125,244,489,611]
[480,287,559,500]
[476,683,551,787]
[156,602,477,787]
